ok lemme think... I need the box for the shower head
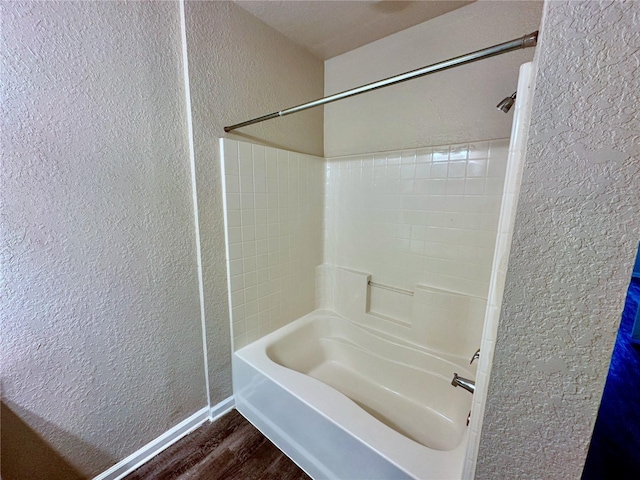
[497,92,517,113]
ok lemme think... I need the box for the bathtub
[233,309,474,479]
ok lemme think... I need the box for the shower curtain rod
[224,31,538,133]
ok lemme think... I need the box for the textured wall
[477,1,640,478]
[183,1,324,404]
[1,1,206,478]
[324,0,543,157]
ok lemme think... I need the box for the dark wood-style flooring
[125,409,310,480]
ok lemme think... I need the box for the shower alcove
[223,55,534,479]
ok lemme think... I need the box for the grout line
[179,0,211,408]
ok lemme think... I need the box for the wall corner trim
[209,395,236,422]
[92,397,234,480]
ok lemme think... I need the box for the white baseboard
[94,396,234,480]
[209,395,235,422]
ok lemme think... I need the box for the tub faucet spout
[451,373,475,394]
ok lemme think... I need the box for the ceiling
[235,1,474,60]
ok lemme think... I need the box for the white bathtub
[233,309,475,479]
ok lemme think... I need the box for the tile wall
[323,140,509,299]
[222,138,509,350]
[221,139,324,350]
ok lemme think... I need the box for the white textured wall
[324,0,543,157]
[477,1,640,478]
[1,1,206,478]
[183,1,323,403]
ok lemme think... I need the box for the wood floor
[125,409,310,480]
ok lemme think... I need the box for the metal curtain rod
[224,31,538,133]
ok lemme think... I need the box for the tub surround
[317,265,485,363]
[323,140,510,300]
[221,139,324,351]
[222,138,510,478]
[224,138,510,353]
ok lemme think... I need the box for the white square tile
[266,177,279,194]
[227,210,241,227]
[229,259,243,276]
[227,227,242,244]
[224,154,239,176]
[446,179,465,195]
[231,290,244,307]
[277,150,289,171]
[254,176,267,193]
[431,163,448,178]
[416,148,431,164]
[226,193,240,210]
[254,226,268,244]
[362,155,374,167]
[465,178,485,195]
[415,163,430,179]
[400,164,415,179]
[232,305,245,322]
[222,139,238,158]
[450,144,469,160]
[253,194,267,210]
[243,256,257,273]
[238,140,252,160]
[256,239,268,254]
[245,300,258,316]
[239,156,253,176]
[427,179,447,195]
[240,175,254,193]
[468,141,489,159]
[230,274,244,293]
[485,177,505,195]
[266,156,278,178]
[448,161,467,178]
[401,151,416,164]
[252,144,265,164]
[410,239,425,254]
[487,157,507,178]
[432,147,449,162]
[414,179,429,195]
[466,159,487,177]
[233,334,247,350]
[228,243,243,260]
[256,254,268,269]
[226,175,240,193]
[243,284,257,303]
[387,152,401,165]
[240,193,254,209]
[242,225,255,241]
